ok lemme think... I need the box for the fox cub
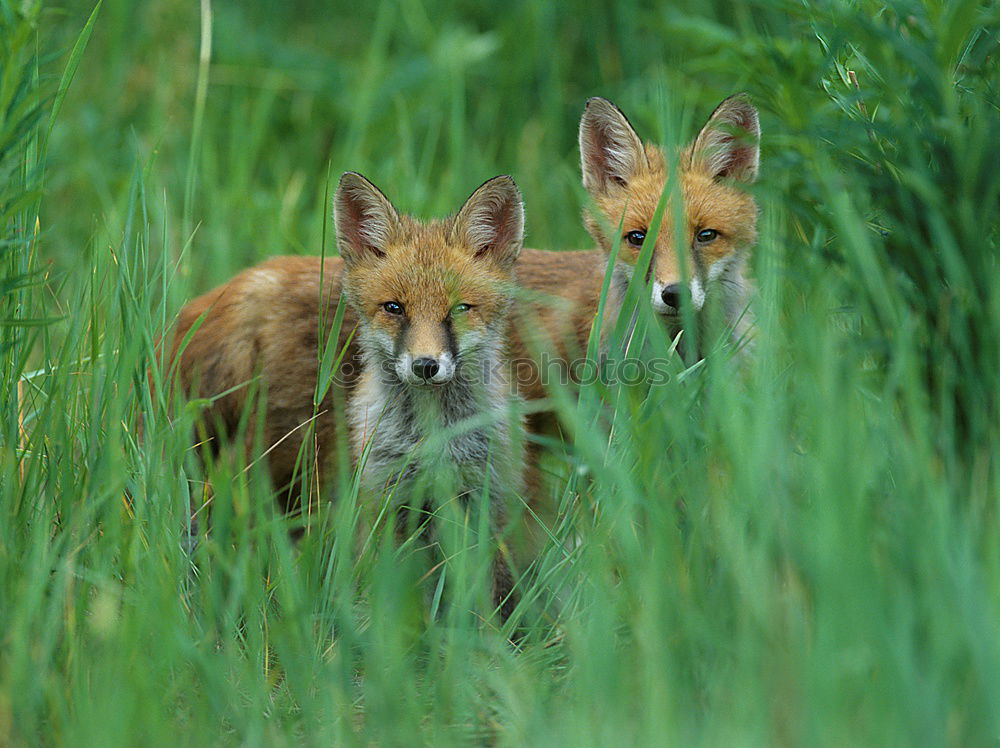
[336,171,525,614]
[578,94,760,350]
[338,172,524,506]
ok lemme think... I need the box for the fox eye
[696,228,719,243]
[624,230,646,247]
[382,301,404,316]
[452,303,472,315]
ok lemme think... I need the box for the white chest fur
[349,360,523,508]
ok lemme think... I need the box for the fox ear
[690,94,760,183]
[334,171,400,265]
[579,97,647,195]
[452,176,524,268]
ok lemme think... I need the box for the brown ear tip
[724,93,759,115]
[584,96,617,114]
[484,174,523,198]
[338,171,367,188]
[709,94,760,138]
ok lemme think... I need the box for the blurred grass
[2,0,999,744]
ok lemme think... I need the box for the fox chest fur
[349,359,522,502]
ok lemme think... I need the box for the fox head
[334,172,524,387]
[579,95,760,319]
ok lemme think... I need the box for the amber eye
[696,228,719,243]
[382,301,404,316]
[624,230,646,247]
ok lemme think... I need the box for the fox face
[579,95,760,323]
[335,172,524,388]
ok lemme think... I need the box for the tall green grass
[3,0,998,744]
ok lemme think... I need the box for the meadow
[2,0,998,744]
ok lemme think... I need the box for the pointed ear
[333,171,400,265]
[690,94,760,183]
[579,97,647,195]
[452,176,524,269]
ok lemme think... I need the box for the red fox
[576,94,761,351]
[500,94,761,405]
[487,96,761,534]
[337,171,524,616]
[338,171,524,515]
[169,177,526,501]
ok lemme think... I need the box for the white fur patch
[708,257,731,282]
[250,269,279,288]
[648,256,737,317]
[371,328,395,358]
[432,352,456,383]
[692,97,760,183]
[690,276,706,310]
[334,174,398,260]
[465,194,523,252]
[357,212,392,249]
[455,177,524,266]
[580,99,646,191]
[601,141,637,185]
[394,352,412,382]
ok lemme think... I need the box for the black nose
[411,357,440,381]
[661,283,682,310]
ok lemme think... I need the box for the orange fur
[584,147,758,278]
[169,255,354,507]
[344,217,513,367]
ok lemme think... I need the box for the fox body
[169,253,356,504]
[336,172,525,511]
[578,95,761,349]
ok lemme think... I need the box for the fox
[579,93,760,352]
[339,171,524,514]
[168,175,524,477]
[514,95,761,366]
[338,172,525,615]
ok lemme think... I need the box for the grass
[2,0,999,744]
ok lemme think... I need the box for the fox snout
[651,279,706,316]
[395,350,457,385]
[411,357,439,381]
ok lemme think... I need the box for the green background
[2,0,998,744]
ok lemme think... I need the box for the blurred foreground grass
[1,0,998,744]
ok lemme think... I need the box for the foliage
[2,0,998,744]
